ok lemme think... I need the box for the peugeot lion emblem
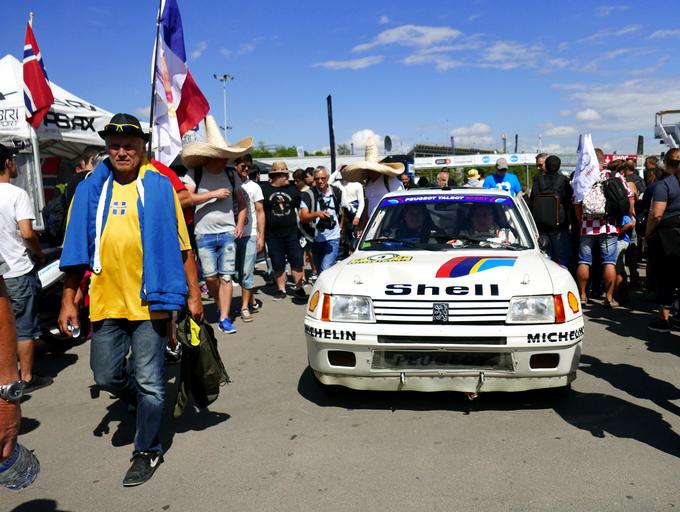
[433,303,449,324]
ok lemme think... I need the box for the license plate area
[371,350,513,371]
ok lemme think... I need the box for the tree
[337,143,351,155]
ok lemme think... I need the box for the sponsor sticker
[436,256,516,278]
[304,324,357,341]
[380,195,513,207]
[308,290,320,313]
[348,253,413,264]
[567,291,580,313]
[527,327,584,344]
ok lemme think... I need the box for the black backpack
[602,176,630,220]
[531,175,565,229]
[43,188,68,244]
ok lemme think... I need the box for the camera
[315,199,337,231]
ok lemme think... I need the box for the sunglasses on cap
[103,122,143,132]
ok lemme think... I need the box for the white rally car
[304,188,584,395]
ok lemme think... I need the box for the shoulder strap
[383,174,390,192]
[332,185,342,212]
[306,188,317,212]
[225,168,236,191]
[194,167,203,189]
[537,174,545,193]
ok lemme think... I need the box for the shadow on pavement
[580,354,680,416]
[18,416,40,436]
[11,500,72,512]
[298,366,680,459]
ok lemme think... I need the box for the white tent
[0,54,113,228]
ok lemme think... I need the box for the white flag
[572,133,600,203]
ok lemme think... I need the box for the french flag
[23,22,54,129]
[152,0,209,165]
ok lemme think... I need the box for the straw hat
[467,168,480,180]
[341,136,404,182]
[181,115,253,169]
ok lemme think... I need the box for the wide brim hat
[181,115,253,169]
[467,168,480,180]
[268,161,290,175]
[98,113,150,142]
[341,136,404,182]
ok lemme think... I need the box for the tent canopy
[0,54,113,160]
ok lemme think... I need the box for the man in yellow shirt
[58,114,201,487]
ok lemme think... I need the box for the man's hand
[212,188,231,200]
[256,236,265,253]
[58,301,79,336]
[234,225,244,239]
[187,292,204,322]
[352,217,360,227]
[0,400,20,462]
[317,211,331,219]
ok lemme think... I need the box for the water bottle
[0,443,40,490]
[67,321,81,338]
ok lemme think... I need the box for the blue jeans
[195,231,236,278]
[312,239,340,273]
[4,272,41,341]
[90,319,167,454]
[235,236,257,289]
[578,233,618,265]
[541,228,570,267]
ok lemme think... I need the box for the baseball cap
[0,143,17,163]
[495,158,509,170]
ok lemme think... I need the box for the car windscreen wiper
[363,237,446,251]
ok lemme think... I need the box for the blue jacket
[60,158,187,312]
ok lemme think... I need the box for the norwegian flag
[152,0,209,164]
[23,22,54,128]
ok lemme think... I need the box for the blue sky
[3,0,680,155]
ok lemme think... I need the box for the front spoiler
[314,370,575,393]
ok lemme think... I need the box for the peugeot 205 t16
[304,188,584,396]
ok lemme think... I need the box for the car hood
[324,249,553,300]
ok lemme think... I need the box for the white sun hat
[341,135,404,182]
[181,115,253,169]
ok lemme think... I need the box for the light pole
[213,73,234,140]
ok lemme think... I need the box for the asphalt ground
[3,271,680,511]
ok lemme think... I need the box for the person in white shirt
[233,155,265,322]
[0,144,51,393]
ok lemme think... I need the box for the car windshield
[361,193,535,251]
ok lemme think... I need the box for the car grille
[378,335,507,345]
[373,298,509,324]
[371,350,514,371]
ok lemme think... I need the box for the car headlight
[329,295,375,323]
[506,295,555,324]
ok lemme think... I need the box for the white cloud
[220,38,263,59]
[478,41,546,70]
[649,29,680,39]
[540,143,568,154]
[559,110,572,117]
[566,79,680,130]
[313,56,384,70]
[574,24,640,44]
[190,41,208,61]
[544,126,576,136]
[468,14,482,22]
[134,106,149,121]
[450,122,494,145]
[402,52,462,71]
[378,15,390,25]
[219,48,233,58]
[350,129,381,150]
[596,5,628,16]
[575,108,602,121]
[353,24,462,52]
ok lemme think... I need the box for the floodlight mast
[213,74,234,140]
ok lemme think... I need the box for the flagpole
[27,12,46,229]
[147,0,163,160]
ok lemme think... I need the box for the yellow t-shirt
[89,172,191,322]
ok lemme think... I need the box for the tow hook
[465,371,485,401]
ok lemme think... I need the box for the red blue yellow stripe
[436,256,516,278]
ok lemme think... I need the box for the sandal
[240,308,254,322]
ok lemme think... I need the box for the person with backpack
[180,116,252,334]
[528,155,572,267]
[300,166,344,273]
[574,148,633,308]
[644,148,680,332]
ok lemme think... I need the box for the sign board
[414,153,537,169]
[603,154,637,165]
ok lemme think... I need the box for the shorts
[266,234,304,272]
[4,272,42,341]
[235,236,257,289]
[578,233,618,266]
[196,231,236,279]
[615,240,629,274]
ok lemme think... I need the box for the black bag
[531,175,565,229]
[173,310,231,418]
[602,176,630,220]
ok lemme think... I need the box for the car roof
[383,187,513,199]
